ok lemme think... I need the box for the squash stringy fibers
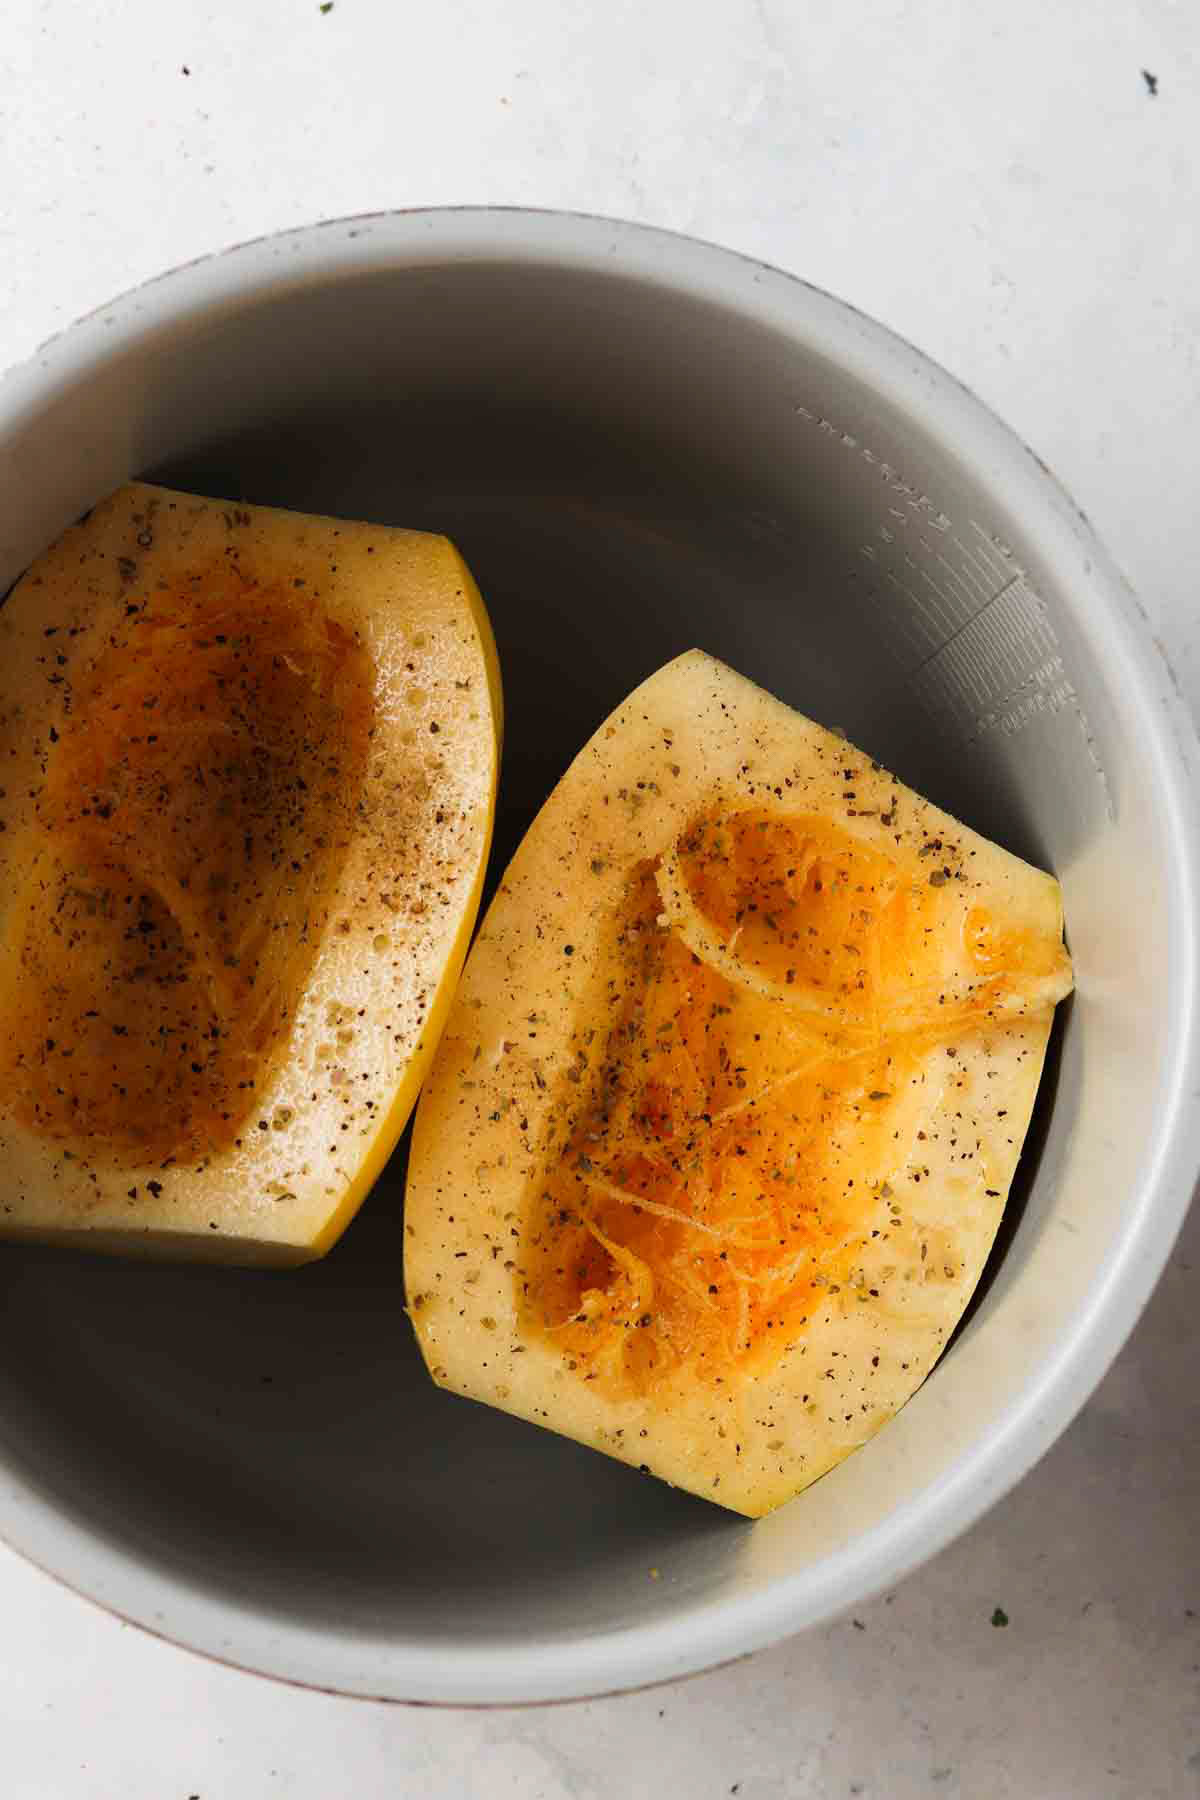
[524,811,1071,1396]
[0,582,373,1165]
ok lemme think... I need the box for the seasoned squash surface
[405,652,1071,1515]
[0,483,500,1264]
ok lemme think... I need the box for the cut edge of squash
[305,544,503,1261]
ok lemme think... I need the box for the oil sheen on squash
[0,581,373,1163]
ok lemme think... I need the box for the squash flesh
[522,805,1070,1397]
[405,651,1072,1515]
[0,483,500,1264]
[2,583,373,1163]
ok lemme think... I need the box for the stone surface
[2,2,1198,1793]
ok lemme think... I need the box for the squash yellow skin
[405,652,1071,1516]
[0,483,500,1265]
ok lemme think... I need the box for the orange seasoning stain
[0,572,374,1164]
[520,809,1066,1396]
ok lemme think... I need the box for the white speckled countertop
[2,3,1198,1795]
